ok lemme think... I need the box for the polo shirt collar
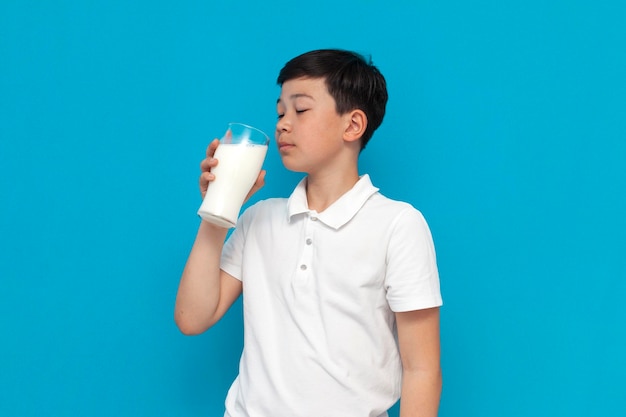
[287,174,379,229]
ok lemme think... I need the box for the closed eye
[277,109,308,119]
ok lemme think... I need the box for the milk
[197,143,268,228]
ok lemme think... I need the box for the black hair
[277,49,388,150]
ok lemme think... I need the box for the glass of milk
[197,122,270,228]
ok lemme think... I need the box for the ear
[343,110,368,143]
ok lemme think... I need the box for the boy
[175,49,442,417]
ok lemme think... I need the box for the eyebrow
[276,93,314,104]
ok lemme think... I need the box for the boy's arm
[174,139,265,335]
[396,307,442,417]
[174,221,242,335]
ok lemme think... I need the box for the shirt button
[300,264,307,271]
[310,216,318,221]
[305,238,312,245]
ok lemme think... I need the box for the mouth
[277,141,294,151]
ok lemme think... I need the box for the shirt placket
[294,211,318,286]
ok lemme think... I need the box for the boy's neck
[305,167,360,213]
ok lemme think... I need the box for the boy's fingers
[199,171,216,197]
[199,171,215,186]
[199,139,219,198]
[200,157,218,172]
[205,138,220,158]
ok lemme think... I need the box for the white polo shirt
[220,174,442,417]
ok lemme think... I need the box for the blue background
[1,1,625,416]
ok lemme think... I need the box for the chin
[280,157,306,173]
[282,164,307,174]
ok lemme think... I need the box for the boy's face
[276,77,354,174]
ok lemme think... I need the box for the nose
[276,116,291,137]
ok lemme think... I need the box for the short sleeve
[220,206,255,281]
[384,207,442,312]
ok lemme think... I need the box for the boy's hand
[199,139,267,201]
[199,139,220,199]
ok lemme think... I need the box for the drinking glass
[197,123,270,228]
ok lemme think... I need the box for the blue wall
[1,1,625,416]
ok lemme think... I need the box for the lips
[278,141,294,151]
